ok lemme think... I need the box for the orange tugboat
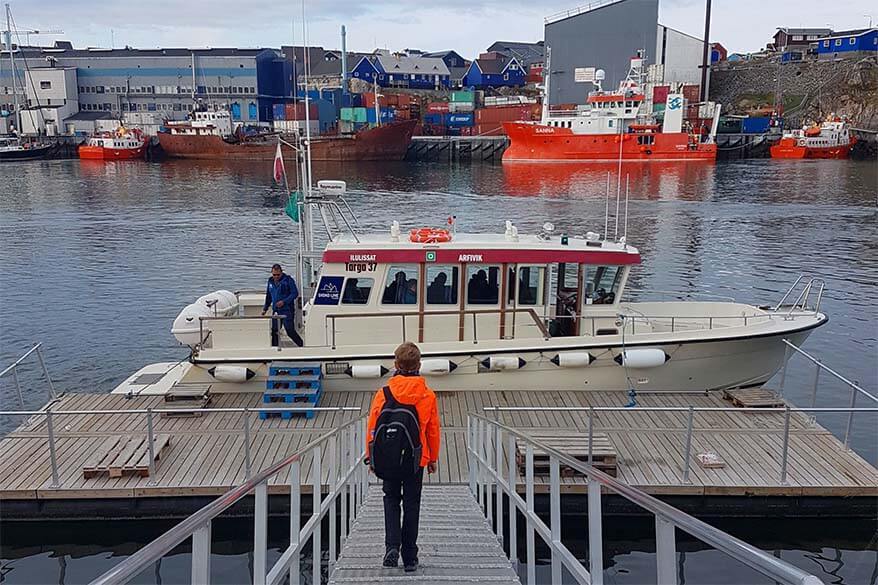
[770,116,856,159]
[78,127,148,160]
[503,51,719,163]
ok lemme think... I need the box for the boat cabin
[300,224,641,348]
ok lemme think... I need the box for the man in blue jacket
[261,263,304,347]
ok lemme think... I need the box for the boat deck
[1,389,875,508]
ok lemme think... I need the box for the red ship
[78,127,147,160]
[158,110,416,162]
[503,52,718,163]
[770,117,856,159]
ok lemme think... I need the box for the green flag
[284,191,301,222]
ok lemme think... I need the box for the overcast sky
[11,0,876,57]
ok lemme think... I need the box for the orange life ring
[410,227,452,243]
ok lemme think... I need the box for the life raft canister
[410,227,452,243]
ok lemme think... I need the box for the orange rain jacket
[366,374,441,468]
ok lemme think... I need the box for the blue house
[350,56,381,84]
[350,53,451,89]
[816,28,877,59]
[461,55,525,88]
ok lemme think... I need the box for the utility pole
[699,0,712,102]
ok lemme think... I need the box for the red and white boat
[78,127,148,160]
[770,116,856,159]
[503,51,719,163]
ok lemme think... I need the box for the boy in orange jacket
[366,342,440,572]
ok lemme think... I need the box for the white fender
[550,352,594,368]
[345,365,390,379]
[420,359,458,376]
[208,365,256,383]
[171,303,214,346]
[480,356,526,371]
[614,349,670,368]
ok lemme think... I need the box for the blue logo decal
[668,97,683,110]
[315,276,344,305]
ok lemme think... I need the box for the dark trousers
[383,467,424,563]
[271,312,303,347]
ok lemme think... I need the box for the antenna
[604,171,610,239]
[623,174,630,242]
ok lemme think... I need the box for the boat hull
[78,142,147,160]
[770,137,856,159]
[118,318,824,396]
[502,121,717,162]
[158,120,417,161]
[0,143,54,161]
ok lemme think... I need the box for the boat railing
[0,405,362,492]
[773,276,825,317]
[86,413,367,585]
[324,307,551,348]
[0,343,58,408]
[622,288,738,303]
[468,413,826,585]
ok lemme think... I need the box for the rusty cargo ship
[158,111,416,162]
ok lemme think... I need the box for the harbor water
[1,157,876,583]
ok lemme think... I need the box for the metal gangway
[89,413,826,585]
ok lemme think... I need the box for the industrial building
[544,0,708,106]
[2,44,292,135]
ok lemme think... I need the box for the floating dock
[407,136,509,162]
[1,388,875,519]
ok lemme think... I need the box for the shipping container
[423,113,445,125]
[448,101,474,113]
[352,107,368,123]
[273,103,286,121]
[717,117,742,134]
[272,119,319,134]
[366,108,397,124]
[652,85,670,106]
[427,101,450,114]
[741,116,770,134]
[451,91,474,103]
[682,85,700,103]
[340,107,354,122]
[362,92,387,109]
[475,104,538,124]
[296,89,321,101]
[447,112,474,126]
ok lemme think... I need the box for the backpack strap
[382,385,395,406]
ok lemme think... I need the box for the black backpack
[370,386,422,480]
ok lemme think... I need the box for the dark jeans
[271,312,303,347]
[383,467,424,563]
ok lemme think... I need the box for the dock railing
[0,406,361,490]
[468,414,825,585]
[0,343,57,407]
[88,414,369,585]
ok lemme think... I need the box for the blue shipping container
[447,112,474,126]
[741,117,770,134]
[366,108,396,123]
[296,89,321,101]
[273,103,286,121]
[424,113,445,125]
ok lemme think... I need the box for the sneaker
[382,548,399,568]
[403,558,419,573]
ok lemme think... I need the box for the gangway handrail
[90,414,369,585]
[0,342,57,407]
[468,414,824,585]
[780,339,876,403]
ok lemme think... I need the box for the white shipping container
[448,101,474,113]
[272,120,319,135]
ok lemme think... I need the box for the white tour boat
[114,179,827,398]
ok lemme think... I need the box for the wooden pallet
[82,435,171,479]
[516,431,617,477]
[723,387,785,408]
[163,384,212,417]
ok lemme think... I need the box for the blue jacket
[263,273,299,314]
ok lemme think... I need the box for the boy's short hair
[394,342,421,372]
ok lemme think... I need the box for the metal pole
[35,345,57,399]
[655,516,677,584]
[587,407,594,466]
[495,424,504,543]
[682,406,694,484]
[468,418,476,496]
[507,431,518,565]
[699,0,712,102]
[341,428,348,546]
[588,477,604,585]
[843,384,858,449]
[328,435,337,572]
[11,366,23,408]
[46,409,60,488]
[525,443,535,585]
[191,521,212,585]
[476,418,484,508]
[243,408,252,479]
[550,456,562,585]
[146,409,156,484]
[486,420,494,531]
[312,444,322,585]
[290,459,301,585]
[253,481,268,585]
[777,344,791,397]
[809,362,821,408]
[780,406,791,484]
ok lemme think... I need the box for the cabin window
[342,277,373,304]
[510,266,546,306]
[426,265,458,305]
[381,265,418,304]
[587,266,623,305]
[466,265,500,305]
